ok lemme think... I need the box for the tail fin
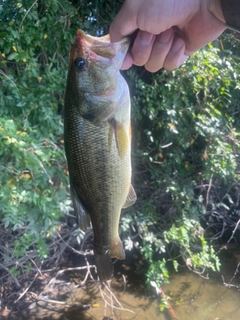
[94,250,114,282]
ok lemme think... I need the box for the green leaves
[164,217,220,273]
[7,52,19,60]
[0,0,75,260]
[124,33,240,291]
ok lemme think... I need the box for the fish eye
[74,57,86,69]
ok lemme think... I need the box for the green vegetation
[121,37,240,290]
[1,0,240,305]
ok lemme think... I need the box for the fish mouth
[69,29,130,64]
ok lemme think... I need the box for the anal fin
[122,184,137,208]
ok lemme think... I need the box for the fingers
[110,0,188,71]
[127,29,188,72]
[144,29,174,72]
[163,36,188,70]
[131,31,155,66]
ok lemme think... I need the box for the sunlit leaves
[126,33,240,287]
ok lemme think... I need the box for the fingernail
[171,38,184,53]
[159,29,173,43]
[140,31,154,45]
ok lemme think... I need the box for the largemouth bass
[64,30,136,281]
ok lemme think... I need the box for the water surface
[12,246,240,320]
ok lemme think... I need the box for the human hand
[110,0,226,71]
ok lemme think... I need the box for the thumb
[109,1,138,42]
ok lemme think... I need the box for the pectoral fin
[70,184,91,231]
[114,122,129,159]
[123,184,137,208]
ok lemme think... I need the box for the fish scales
[64,30,136,281]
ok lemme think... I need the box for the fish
[64,29,137,281]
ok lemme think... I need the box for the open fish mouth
[69,29,130,65]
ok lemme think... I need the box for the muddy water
[14,246,240,320]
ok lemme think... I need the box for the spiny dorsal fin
[122,184,137,208]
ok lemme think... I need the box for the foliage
[0,0,125,274]
[121,207,220,290]
[0,0,79,258]
[124,33,240,291]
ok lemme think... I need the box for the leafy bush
[121,34,240,289]
[0,0,77,259]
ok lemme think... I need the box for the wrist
[208,0,226,23]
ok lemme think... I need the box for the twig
[99,285,136,316]
[221,275,240,289]
[39,161,53,185]
[206,174,213,205]
[0,263,21,288]
[160,142,173,148]
[104,281,123,309]
[44,265,96,291]
[221,263,240,289]
[210,222,226,243]
[56,230,94,256]
[224,218,240,248]
[122,274,127,292]
[80,229,94,251]
[0,70,18,90]
[185,262,209,279]
[19,0,38,32]
[14,258,44,303]
[29,258,43,276]
[82,255,96,283]
[228,262,240,284]
[30,292,92,309]
[14,272,39,303]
